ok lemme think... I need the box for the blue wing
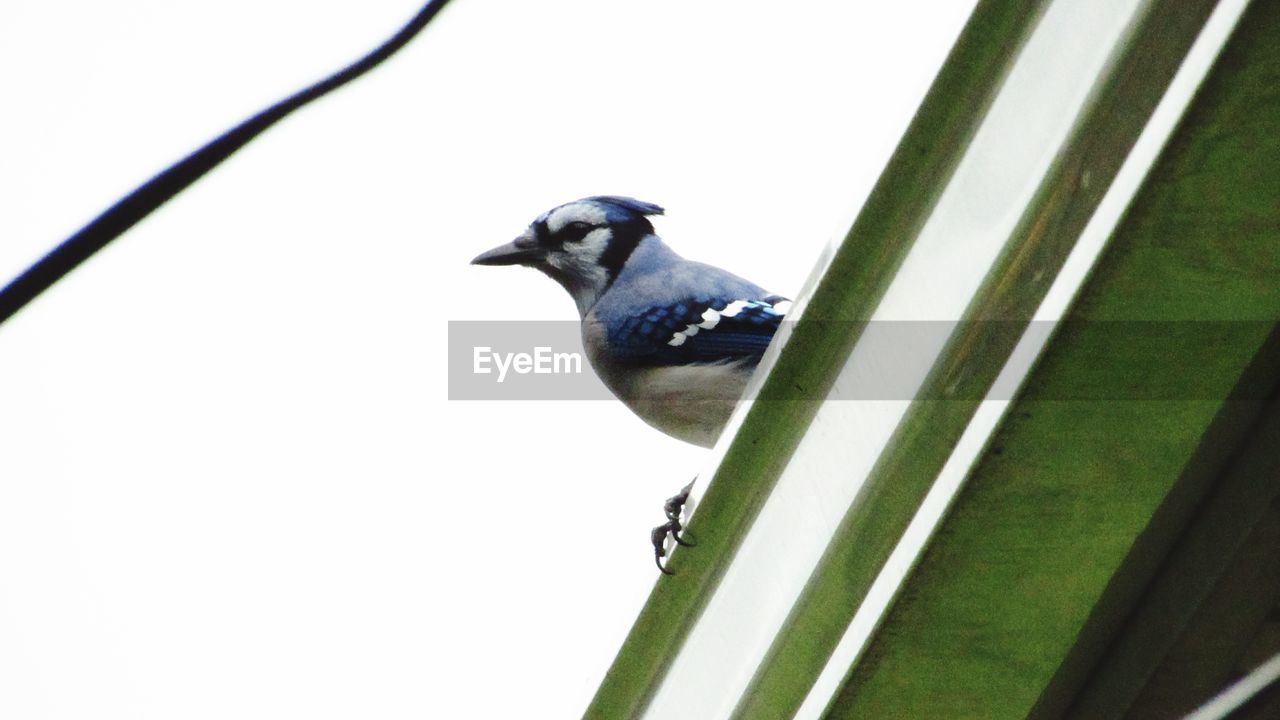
[607,294,790,366]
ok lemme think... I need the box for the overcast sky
[0,1,974,717]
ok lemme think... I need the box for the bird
[471,196,790,573]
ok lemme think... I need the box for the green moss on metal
[730,1,1224,717]
[827,3,1280,717]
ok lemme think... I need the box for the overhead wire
[0,0,454,326]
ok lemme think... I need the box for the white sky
[0,2,973,717]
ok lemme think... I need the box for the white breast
[600,358,755,448]
[581,316,758,447]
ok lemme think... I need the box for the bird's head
[472,196,664,313]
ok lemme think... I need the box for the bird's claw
[652,523,676,575]
[664,480,695,521]
[653,479,697,575]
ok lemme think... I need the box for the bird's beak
[471,234,544,266]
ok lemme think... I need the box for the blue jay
[471,196,790,572]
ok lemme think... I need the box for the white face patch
[551,227,612,266]
[544,226,615,314]
[545,202,608,234]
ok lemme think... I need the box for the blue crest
[584,196,665,219]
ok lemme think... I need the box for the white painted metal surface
[1184,652,1280,720]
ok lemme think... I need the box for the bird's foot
[653,479,696,575]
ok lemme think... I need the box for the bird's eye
[560,221,595,242]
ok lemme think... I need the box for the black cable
[0,0,453,327]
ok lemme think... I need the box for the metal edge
[827,0,1278,712]
[729,0,1226,717]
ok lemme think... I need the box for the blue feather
[586,196,665,218]
[607,296,787,366]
